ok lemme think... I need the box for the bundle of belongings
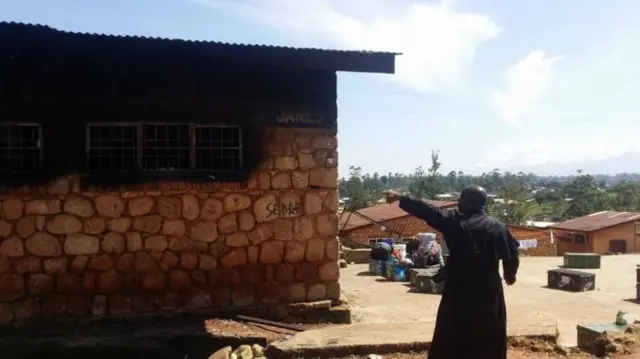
[369,233,447,282]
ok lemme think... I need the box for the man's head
[458,185,488,214]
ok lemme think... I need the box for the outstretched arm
[398,196,456,234]
[502,230,520,285]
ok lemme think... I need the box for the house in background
[548,211,640,254]
[0,22,396,325]
[507,224,556,256]
[339,200,457,245]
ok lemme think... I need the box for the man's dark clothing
[398,196,520,359]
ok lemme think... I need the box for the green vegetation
[339,151,640,225]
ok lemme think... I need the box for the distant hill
[511,151,640,177]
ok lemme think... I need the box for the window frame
[85,122,244,174]
[0,122,43,175]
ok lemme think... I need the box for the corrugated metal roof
[340,200,457,231]
[0,21,399,74]
[548,211,640,232]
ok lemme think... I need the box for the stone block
[128,196,154,216]
[26,199,60,215]
[319,262,340,281]
[47,214,82,234]
[224,194,251,212]
[132,215,163,234]
[200,198,223,221]
[145,235,168,251]
[84,217,106,235]
[189,221,218,242]
[0,236,24,257]
[0,274,25,301]
[220,248,247,268]
[272,172,292,189]
[294,217,314,241]
[63,196,94,218]
[180,252,198,270]
[16,216,36,238]
[43,257,68,276]
[218,213,238,234]
[107,218,131,233]
[88,254,114,271]
[285,241,305,263]
[64,234,99,255]
[238,211,256,231]
[26,232,62,257]
[273,218,293,241]
[305,238,325,262]
[94,195,125,218]
[304,193,323,215]
[181,194,200,221]
[102,232,126,253]
[226,232,249,247]
[3,199,24,220]
[157,196,182,219]
[249,223,273,245]
[0,220,12,238]
[260,241,285,264]
[168,236,193,251]
[125,232,143,251]
[307,283,326,301]
[254,194,278,223]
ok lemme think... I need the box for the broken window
[0,123,42,174]
[86,123,243,173]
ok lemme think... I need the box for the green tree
[562,170,610,219]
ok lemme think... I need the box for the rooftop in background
[548,211,640,233]
[340,200,457,231]
[0,21,398,74]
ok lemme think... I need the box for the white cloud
[491,50,564,125]
[485,136,640,168]
[194,0,500,93]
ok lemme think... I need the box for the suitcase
[547,268,595,292]
[414,271,445,294]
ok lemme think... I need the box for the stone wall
[0,127,340,325]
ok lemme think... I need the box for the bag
[370,242,392,261]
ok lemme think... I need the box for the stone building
[339,200,457,245]
[0,22,396,324]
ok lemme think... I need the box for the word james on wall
[274,109,326,127]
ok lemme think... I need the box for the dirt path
[340,255,640,347]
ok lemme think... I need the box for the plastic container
[393,244,407,259]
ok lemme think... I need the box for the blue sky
[4,0,640,176]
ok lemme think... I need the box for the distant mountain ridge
[510,151,640,176]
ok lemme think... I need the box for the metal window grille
[87,124,139,171]
[141,124,191,171]
[0,123,42,174]
[86,123,243,172]
[194,125,243,172]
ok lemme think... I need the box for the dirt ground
[340,254,640,347]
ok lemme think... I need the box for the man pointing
[385,186,519,359]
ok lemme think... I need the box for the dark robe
[399,196,520,359]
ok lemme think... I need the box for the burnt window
[87,124,139,171]
[194,126,242,172]
[0,123,42,174]
[142,124,190,171]
[86,123,243,173]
